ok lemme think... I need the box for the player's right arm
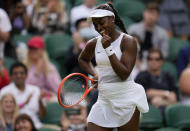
[78,38,97,77]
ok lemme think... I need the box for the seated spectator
[24,36,61,100]
[179,64,190,105]
[64,18,96,75]
[22,0,37,16]
[157,0,190,41]
[0,62,46,128]
[10,1,30,35]
[0,57,10,89]
[0,8,12,58]
[70,0,98,32]
[61,104,87,131]
[30,0,48,33]
[32,0,68,35]
[177,45,190,77]
[135,48,177,109]
[14,114,37,131]
[128,2,169,59]
[0,0,17,15]
[0,93,18,131]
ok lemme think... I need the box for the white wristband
[105,46,115,56]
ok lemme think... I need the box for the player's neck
[109,30,120,42]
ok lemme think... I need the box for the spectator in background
[0,57,10,89]
[0,62,46,128]
[22,0,37,16]
[179,64,190,105]
[0,0,17,15]
[0,93,18,131]
[157,0,190,41]
[135,49,177,109]
[177,45,190,77]
[24,36,61,101]
[10,1,30,35]
[31,0,48,32]
[0,8,12,58]
[128,2,168,59]
[32,0,68,35]
[61,104,87,131]
[64,18,96,75]
[14,114,37,131]
[70,0,98,32]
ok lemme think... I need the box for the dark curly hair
[95,2,127,34]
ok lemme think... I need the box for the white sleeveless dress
[87,33,149,127]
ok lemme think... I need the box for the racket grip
[90,83,97,90]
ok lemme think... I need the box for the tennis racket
[57,73,97,108]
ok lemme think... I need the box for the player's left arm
[108,35,137,80]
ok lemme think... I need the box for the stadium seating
[115,0,145,22]
[50,59,65,78]
[45,33,72,59]
[168,37,189,63]
[161,61,178,81]
[38,126,61,131]
[155,127,182,131]
[12,34,33,46]
[140,104,163,130]
[41,102,64,126]
[121,17,135,29]
[4,56,16,72]
[165,104,190,130]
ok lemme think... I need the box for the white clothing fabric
[0,8,12,58]
[95,33,133,85]
[87,9,115,22]
[0,83,42,128]
[87,33,149,127]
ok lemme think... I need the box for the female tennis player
[78,2,149,131]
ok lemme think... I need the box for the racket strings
[60,75,87,106]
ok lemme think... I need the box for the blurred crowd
[0,0,190,131]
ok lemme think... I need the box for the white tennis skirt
[87,80,149,128]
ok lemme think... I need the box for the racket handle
[90,83,97,90]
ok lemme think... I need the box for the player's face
[147,52,163,71]
[92,16,114,36]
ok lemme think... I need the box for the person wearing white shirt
[70,0,98,32]
[0,8,12,58]
[0,62,46,129]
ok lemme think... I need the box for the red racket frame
[57,73,95,108]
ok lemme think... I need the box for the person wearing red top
[0,58,10,89]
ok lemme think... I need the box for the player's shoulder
[122,34,137,46]
[85,37,98,48]
[120,33,137,52]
